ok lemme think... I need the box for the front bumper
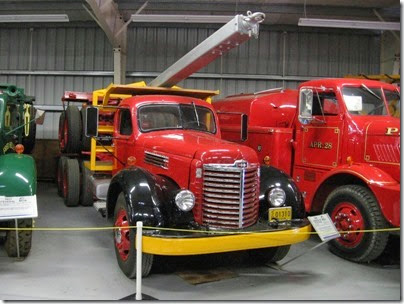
[140,219,311,255]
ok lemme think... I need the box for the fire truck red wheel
[57,156,68,197]
[65,106,82,154]
[323,185,388,263]
[63,158,80,207]
[5,218,32,257]
[113,193,153,278]
[58,112,66,152]
[247,245,290,264]
[80,161,93,206]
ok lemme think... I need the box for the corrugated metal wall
[0,25,380,139]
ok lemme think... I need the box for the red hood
[140,130,259,165]
[349,116,400,135]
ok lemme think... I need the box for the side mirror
[241,114,248,142]
[298,88,313,125]
[85,106,99,137]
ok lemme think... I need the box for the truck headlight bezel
[267,187,286,207]
[175,190,195,212]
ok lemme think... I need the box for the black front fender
[259,165,305,219]
[106,167,194,227]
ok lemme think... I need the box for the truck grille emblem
[235,160,248,168]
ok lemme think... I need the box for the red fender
[312,163,400,227]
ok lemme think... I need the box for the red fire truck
[57,82,310,277]
[214,78,400,263]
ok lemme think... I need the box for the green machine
[0,84,38,258]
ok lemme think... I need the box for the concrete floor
[0,182,400,301]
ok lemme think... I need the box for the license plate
[269,206,292,222]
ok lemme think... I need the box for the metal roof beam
[85,0,128,84]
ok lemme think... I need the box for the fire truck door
[294,90,343,170]
[114,107,133,172]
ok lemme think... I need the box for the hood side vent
[372,144,400,163]
[145,151,169,169]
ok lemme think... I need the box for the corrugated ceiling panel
[0,25,381,139]
[0,28,30,70]
[29,27,113,71]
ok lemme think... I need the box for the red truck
[214,78,400,263]
[57,83,310,277]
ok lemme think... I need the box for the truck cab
[60,83,311,278]
[214,78,400,263]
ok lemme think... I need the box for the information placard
[0,195,38,220]
[308,214,340,241]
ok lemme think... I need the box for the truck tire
[65,106,82,154]
[113,193,153,278]
[5,218,33,258]
[58,112,66,152]
[323,185,388,262]
[57,156,68,197]
[64,158,80,207]
[80,108,91,151]
[80,161,93,206]
[248,245,291,264]
[22,105,36,154]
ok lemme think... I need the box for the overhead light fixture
[0,14,69,23]
[131,14,232,23]
[298,18,400,31]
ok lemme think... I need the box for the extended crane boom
[149,11,265,88]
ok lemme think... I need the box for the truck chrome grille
[202,164,259,229]
[144,151,168,169]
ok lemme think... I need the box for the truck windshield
[342,86,387,116]
[384,90,400,117]
[138,104,216,134]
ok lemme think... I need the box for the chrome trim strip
[239,168,245,228]
[144,151,169,169]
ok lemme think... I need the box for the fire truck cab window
[385,90,400,118]
[138,103,216,134]
[342,86,386,116]
[119,108,133,135]
[312,91,339,116]
[139,105,181,131]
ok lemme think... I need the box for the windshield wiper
[191,101,200,126]
[360,84,381,100]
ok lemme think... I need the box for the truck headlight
[267,188,286,207]
[175,190,195,212]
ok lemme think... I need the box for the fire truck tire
[22,105,36,154]
[247,245,291,264]
[57,156,68,197]
[80,108,91,151]
[113,193,153,278]
[323,185,389,263]
[64,158,80,207]
[65,106,81,154]
[80,161,93,206]
[5,218,33,258]
[58,112,66,152]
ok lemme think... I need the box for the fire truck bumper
[141,220,311,255]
